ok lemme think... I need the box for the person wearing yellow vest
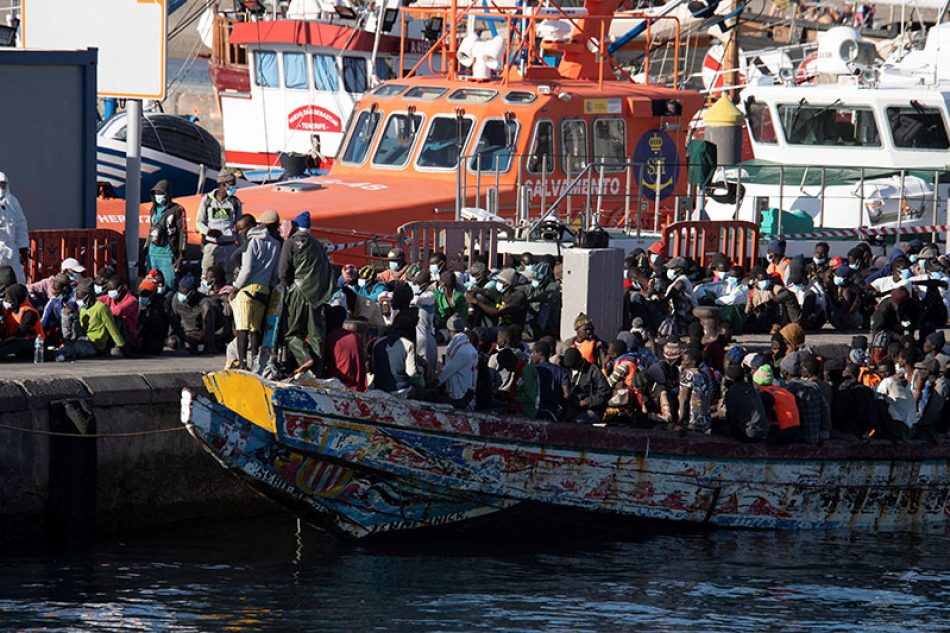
[566,312,607,368]
[752,364,801,443]
[0,284,42,359]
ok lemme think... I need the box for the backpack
[573,226,609,249]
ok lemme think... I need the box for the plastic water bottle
[34,336,44,364]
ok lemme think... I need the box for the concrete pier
[0,354,265,546]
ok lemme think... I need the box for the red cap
[647,241,666,255]
[139,279,158,294]
[829,256,845,269]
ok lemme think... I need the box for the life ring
[795,52,818,84]
[702,44,746,97]
[706,180,746,205]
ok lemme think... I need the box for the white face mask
[389,261,400,271]
[1,300,10,310]
[666,269,676,281]
[76,299,86,308]
[429,264,441,276]
[496,282,506,293]
[358,278,367,288]
[0,186,7,200]
[200,279,211,293]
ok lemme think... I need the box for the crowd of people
[4,174,950,446]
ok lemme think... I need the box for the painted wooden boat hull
[183,391,510,538]
[263,381,950,532]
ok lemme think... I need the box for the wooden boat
[183,370,950,537]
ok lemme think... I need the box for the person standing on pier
[196,171,241,279]
[0,172,30,284]
[278,211,334,379]
[141,180,186,290]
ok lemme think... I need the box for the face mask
[833,276,845,287]
[932,271,945,280]
[756,280,770,291]
[139,296,151,306]
[107,289,119,300]
[524,264,535,276]
[530,280,540,289]
[1,300,10,310]
[409,283,421,295]
[631,280,642,290]
[227,186,237,197]
[0,187,7,200]
[389,261,400,271]
[910,254,919,264]
[666,269,676,281]
[177,292,188,303]
[200,279,211,293]
[76,299,86,308]
[94,284,104,295]
[495,282,506,293]
[849,263,859,271]
[726,276,739,288]
[429,264,441,276]
[156,284,165,294]
[358,278,367,288]
[900,268,911,280]
[154,194,166,206]
[68,272,79,281]
[813,257,826,265]
[768,254,778,263]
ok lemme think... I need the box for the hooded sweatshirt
[234,225,280,289]
[438,332,479,402]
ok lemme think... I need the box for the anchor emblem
[641,133,673,193]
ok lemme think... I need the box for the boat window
[283,52,308,90]
[747,100,777,144]
[417,116,474,169]
[886,105,950,150]
[561,119,588,174]
[375,57,395,81]
[372,112,425,168]
[341,110,382,165]
[312,54,339,92]
[405,86,448,100]
[591,118,626,172]
[469,119,519,172]
[372,83,408,97]
[776,103,880,147]
[254,50,279,88]
[526,120,555,174]
[504,90,536,105]
[447,88,498,103]
[343,56,368,93]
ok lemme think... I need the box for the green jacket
[278,230,334,307]
[80,301,125,351]
[513,361,540,418]
[433,287,467,329]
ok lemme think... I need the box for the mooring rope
[0,423,186,439]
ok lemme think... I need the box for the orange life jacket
[5,303,43,339]
[574,339,597,365]
[858,367,881,389]
[758,384,801,431]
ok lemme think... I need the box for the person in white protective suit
[0,172,30,284]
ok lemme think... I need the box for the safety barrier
[771,224,948,240]
[662,220,759,272]
[28,229,126,283]
[398,221,510,272]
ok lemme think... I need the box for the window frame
[746,99,779,145]
[526,119,556,175]
[413,114,477,172]
[885,103,950,151]
[590,117,627,173]
[342,55,369,94]
[340,108,383,167]
[312,52,340,93]
[282,51,309,90]
[468,117,521,173]
[253,49,280,89]
[560,118,589,175]
[370,111,427,170]
[775,102,882,148]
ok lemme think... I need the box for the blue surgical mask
[813,257,826,265]
[358,278,367,288]
[1,300,10,310]
[68,272,79,281]
[154,194,167,206]
[409,283,421,295]
[834,276,845,286]
[227,186,237,197]
[429,264,441,276]
[76,299,86,308]
[94,284,103,295]
[139,296,151,306]
[666,269,676,281]
[726,276,739,287]
[649,253,658,263]
[107,289,119,300]
[900,268,912,280]
[757,280,770,290]
[530,280,540,289]
[524,264,536,276]
[849,263,859,271]
[931,271,945,280]
[389,261,400,271]
[910,254,919,264]
[495,282,506,293]
[177,292,188,303]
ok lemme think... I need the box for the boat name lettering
[288,105,342,133]
[524,176,622,200]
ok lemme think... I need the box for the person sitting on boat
[831,362,879,438]
[436,322,478,410]
[196,170,242,279]
[869,256,915,303]
[765,240,791,284]
[493,348,540,419]
[141,180,186,290]
[720,364,769,442]
[827,265,865,331]
[377,248,410,285]
[278,211,334,379]
[357,265,385,302]
[231,211,281,369]
[870,287,920,349]
[676,347,713,435]
[910,262,948,344]
[371,309,424,399]
[522,261,560,340]
[135,279,169,356]
[324,305,366,391]
[634,362,676,426]
[433,270,467,341]
[338,264,361,295]
[875,360,919,440]
[783,260,827,331]
[694,264,749,331]
[565,313,607,367]
[751,364,800,444]
[744,268,783,334]
[779,352,828,444]
[409,269,438,381]
[662,257,698,336]
[805,242,831,283]
[465,267,528,330]
[168,275,218,355]
[531,340,569,422]
[562,347,612,424]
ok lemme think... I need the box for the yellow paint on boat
[203,370,277,434]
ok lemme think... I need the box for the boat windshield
[562,119,588,174]
[527,120,555,174]
[372,84,408,97]
[886,104,950,150]
[373,113,424,167]
[469,119,519,172]
[417,116,474,169]
[777,102,880,147]
[341,110,382,164]
[747,100,777,144]
[592,118,626,172]
[405,86,448,100]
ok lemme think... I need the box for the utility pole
[721,0,740,104]
[124,99,142,283]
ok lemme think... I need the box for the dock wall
[0,372,263,545]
